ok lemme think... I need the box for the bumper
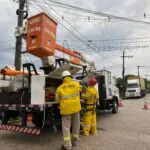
[125,92,141,98]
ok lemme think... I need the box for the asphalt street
[0,95,150,150]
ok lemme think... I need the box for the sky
[0,0,150,78]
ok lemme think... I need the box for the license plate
[130,92,134,96]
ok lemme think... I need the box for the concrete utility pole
[14,0,26,70]
[121,51,133,99]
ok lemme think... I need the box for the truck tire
[21,111,27,126]
[1,111,9,124]
[32,112,43,128]
[112,100,118,114]
[140,92,143,98]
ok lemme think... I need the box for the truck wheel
[1,111,9,124]
[140,92,143,98]
[112,101,118,114]
[32,112,43,128]
[21,111,27,126]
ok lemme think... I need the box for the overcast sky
[0,0,150,78]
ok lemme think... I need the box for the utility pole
[14,0,26,70]
[121,51,133,99]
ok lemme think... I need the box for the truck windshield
[126,84,139,88]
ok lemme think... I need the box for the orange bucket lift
[0,69,28,76]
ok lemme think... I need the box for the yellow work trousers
[82,111,97,136]
[62,112,80,150]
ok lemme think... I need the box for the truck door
[96,75,106,109]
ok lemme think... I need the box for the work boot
[72,139,77,146]
[82,132,89,136]
[91,132,97,135]
[61,145,72,150]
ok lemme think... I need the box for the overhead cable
[45,0,150,25]
[29,0,122,65]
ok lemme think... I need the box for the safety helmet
[62,70,71,78]
[88,77,97,86]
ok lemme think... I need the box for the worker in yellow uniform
[82,77,98,136]
[55,70,81,150]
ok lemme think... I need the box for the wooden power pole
[121,51,133,99]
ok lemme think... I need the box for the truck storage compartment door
[0,90,30,105]
[96,76,107,109]
[31,75,45,105]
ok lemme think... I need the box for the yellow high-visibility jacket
[55,77,81,115]
[82,86,98,111]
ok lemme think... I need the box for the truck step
[0,124,40,135]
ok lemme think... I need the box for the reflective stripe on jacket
[55,77,81,115]
[82,86,98,111]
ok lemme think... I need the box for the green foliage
[145,79,150,93]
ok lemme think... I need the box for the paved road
[0,95,150,150]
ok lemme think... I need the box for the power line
[58,40,150,45]
[40,3,150,21]
[57,37,150,42]
[23,54,28,63]
[29,0,122,66]
[42,0,118,63]
[43,0,89,42]
[52,15,150,30]
[47,8,150,29]
[0,40,15,44]
[26,53,34,64]
[33,0,90,47]
[29,1,150,44]
[28,0,150,56]
[43,0,150,25]
[0,47,15,51]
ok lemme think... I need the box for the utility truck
[0,12,119,135]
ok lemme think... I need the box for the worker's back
[55,77,81,115]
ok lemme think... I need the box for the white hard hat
[62,70,71,78]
